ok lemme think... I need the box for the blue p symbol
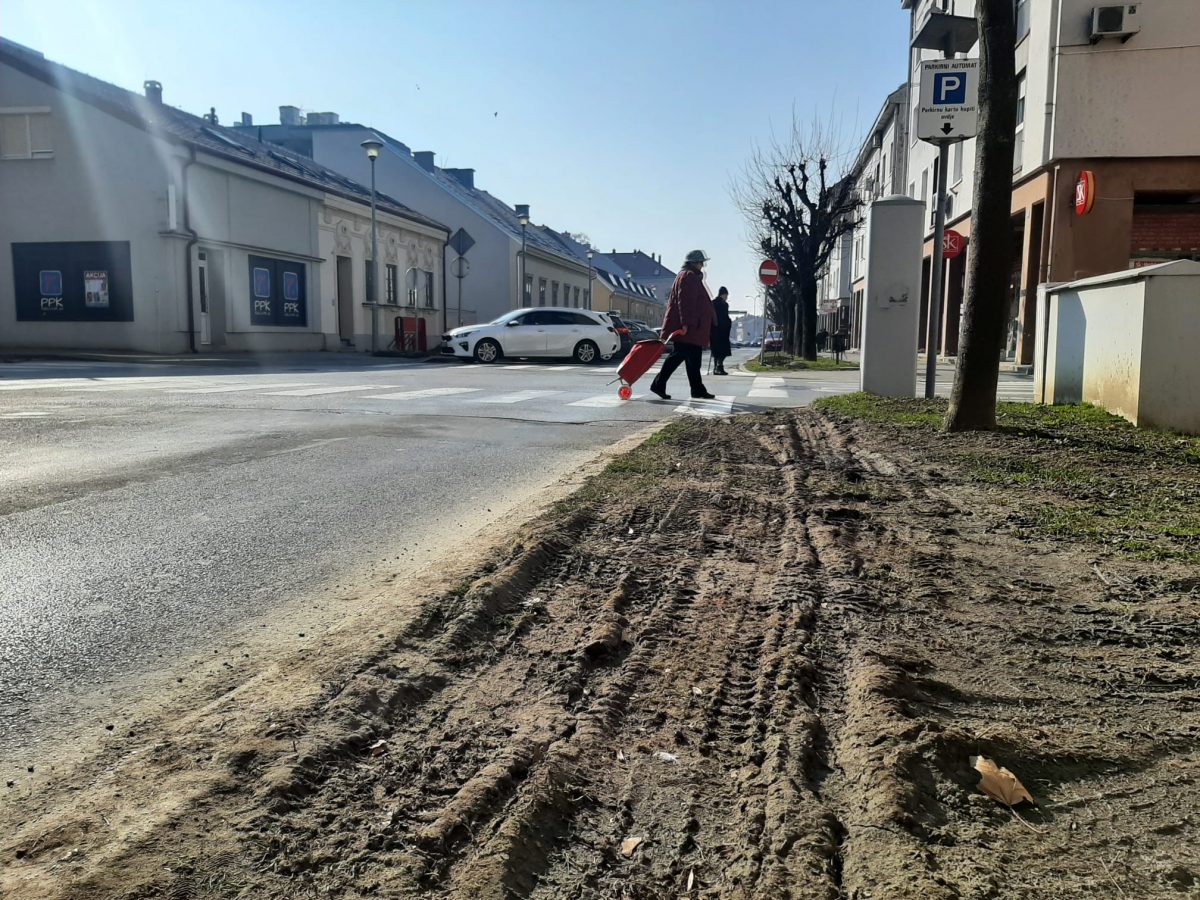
[934,73,966,105]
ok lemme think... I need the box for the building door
[197,251,211,345]
[336,256,354,343]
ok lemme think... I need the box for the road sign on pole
[758,259,779,285]
[917,59,980,143]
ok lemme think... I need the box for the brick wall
[1131,209,1200,252]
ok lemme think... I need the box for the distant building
[238,117,592,328]
[607,250,676,310]
[0,39,448,354]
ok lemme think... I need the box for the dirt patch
[2,410,1198,898]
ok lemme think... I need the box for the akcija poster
[84,270,110,308]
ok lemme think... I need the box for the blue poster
[282,270,299,302]
[39,270,63,296]
[253,267,271,299]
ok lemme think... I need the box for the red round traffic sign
[943,229,965,260]
[758,259,780,286]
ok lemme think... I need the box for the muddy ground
[3,405,1198,898]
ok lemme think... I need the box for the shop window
[248,255,307,326]
[12,241,133,321]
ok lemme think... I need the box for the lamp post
[517,207,529,307]
[361,137,383,352]
[586,249,594,310]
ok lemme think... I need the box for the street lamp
[517,207,530,307]
[361,137,384,352]
[586,249,594,310]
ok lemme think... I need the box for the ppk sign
[917,59,980,142]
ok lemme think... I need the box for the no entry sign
[758,260,780,286]
[943,229,965,260]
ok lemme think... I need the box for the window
[385,264,398,304]
[0,110,53,159]
[574,287,581,307]
[1014,72,1027,173]
[1015,0,1030,41]
[552,281,559,306]
[921,169,929,209]
[524,274,534,305]
[585,289,591,307]
[405,267,418,304]
[910,181,917,200]
[423,270,435,308]
[952,141,964,186]
[538,278,547,305]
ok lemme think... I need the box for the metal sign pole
[923,140,951,400]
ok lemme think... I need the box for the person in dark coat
[651,250,715,401]
[710,286,733,375]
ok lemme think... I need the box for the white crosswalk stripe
[675,395,736,418]
[364,387,482,401]
[261,385,388,397]
[478,390,564,404]
[748,376,788,399]
[568,393,628,408]
[168,382,318,394]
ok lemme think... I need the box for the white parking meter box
[860,197,925,398]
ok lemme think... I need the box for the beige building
[902,0,1200,366]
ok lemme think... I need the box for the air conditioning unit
[1090,4,1141,43]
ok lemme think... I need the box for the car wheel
[573,340,600,364]
[474,339,501,363]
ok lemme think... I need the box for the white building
[901,0,1200,366]
[0,40,448,355]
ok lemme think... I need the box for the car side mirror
[507,320,521,327]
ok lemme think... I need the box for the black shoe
[692,391,717,400]
[714,368,727,376]
[650,382,671,400]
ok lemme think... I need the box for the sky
[2,0,910,318]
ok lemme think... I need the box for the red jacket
[660,269,713,349]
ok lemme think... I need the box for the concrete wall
[1036,262,1200,433]
[0,62,185,352]
[1051,0,1200,160]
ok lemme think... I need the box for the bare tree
[735,116,861,360]
[944,0,1019,430]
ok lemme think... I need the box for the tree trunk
[799,273,818,360]
[944,0,1018,431]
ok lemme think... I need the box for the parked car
[441,308,620,364]
[626,320,660,344]
[606,312,635,357]
[764,331,784,352]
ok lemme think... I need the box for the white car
[441,308,621,364]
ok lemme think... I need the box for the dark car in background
[607,312,635,357]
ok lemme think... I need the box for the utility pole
[361,138,383,352]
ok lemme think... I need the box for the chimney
[143,81,163,104]
[279,105,302,126]
[203,107,219,125]
[445,168,475,190]
[307,112,339,125]
[414,150,436,172]
[240,112,253,126]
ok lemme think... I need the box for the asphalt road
[0,349,1032,758]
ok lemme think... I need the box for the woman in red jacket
[651,250,716,401]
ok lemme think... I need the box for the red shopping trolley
[614,331,681,399]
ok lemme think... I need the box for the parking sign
[917,59,980,142]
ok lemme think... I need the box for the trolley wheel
[618,384,633,400]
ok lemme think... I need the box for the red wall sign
[1075,170,1096,217]
[943,229,965,260]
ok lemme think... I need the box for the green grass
[745,355,859,373]
[815,393,1200,563]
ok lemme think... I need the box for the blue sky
[3,0,909,317]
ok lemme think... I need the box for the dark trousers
[653,341,707,397]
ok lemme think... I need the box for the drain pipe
[181,146,198,353]
[441,241,448,338]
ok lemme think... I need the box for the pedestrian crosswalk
[0,366,1035,418]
